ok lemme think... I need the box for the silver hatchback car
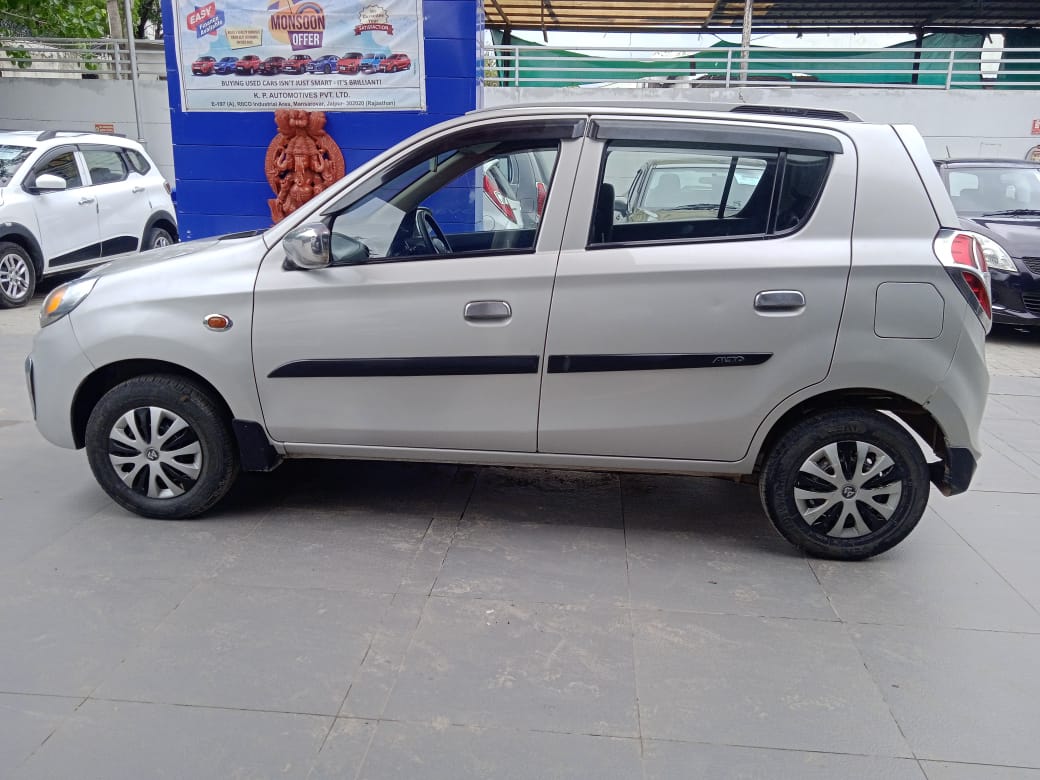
[27,102,991,560]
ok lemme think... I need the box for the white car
[0,130,176,308]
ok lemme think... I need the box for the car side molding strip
[269,355,540,378]
[546,353,772,373]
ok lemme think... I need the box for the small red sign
[94,123,115,134]
[1032,119,1040,135]
[187,2,217,31]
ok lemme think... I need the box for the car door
[82,145,148,256]
[27,146,101,269]
[252,117,584,451]
[538,116,855,462]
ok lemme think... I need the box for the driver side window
[328,140,559,264]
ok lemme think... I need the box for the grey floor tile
[621,474,775,537]
[811,542,1040,632]
[931,490,1040,552]
[988,376,1040,396]
[851,624,1040,767]
[967,546,1040,611]
[467,467,623,529]
[643,740,925,779]
[17,699,330,780]
[633,611,911,757]
[921,762,1040,779]
[383,596,639,736]
[216,507,431,593]
[0,694,81,776]
[969,444,1040,493]
[306,717,376,779]
[983,417,1040,454]
[96,583,392,715]
[351,721,641,780]
[0,574,190,697]
[626,529,835,619]
[904,505,975,548]
[24,508,261,581]
[433,519,629,606]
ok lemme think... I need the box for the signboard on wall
[172,0,425,112]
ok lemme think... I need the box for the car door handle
[464,300,512,321]
[131,186,145,194]
[78,196,95,205]
[754,290,805,311]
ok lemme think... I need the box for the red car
[378,53,411,73]
[191,55,216,75]
[282,54,312,74]
[337,51,363,74]
[234,54,261,75]
[259,56,286,75]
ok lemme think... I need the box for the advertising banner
[172,0,425,112]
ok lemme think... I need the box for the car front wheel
[759,408,929,560]
[0,242,36,308]
[85,375,239,519]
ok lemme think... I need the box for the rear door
[537,116,855,462]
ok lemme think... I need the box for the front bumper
[991,266,1040,327]
[28,316,95,449]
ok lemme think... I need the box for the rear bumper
[991,269,1040,327]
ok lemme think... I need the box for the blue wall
[160,0,483,240]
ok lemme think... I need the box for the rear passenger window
[125,149,151,175]
[83,149,128,185]
[592,141,829,247]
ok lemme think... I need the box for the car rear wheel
[145,227,174,250]
[0,242,36,308]
[759,408,929,560]
[85,374,239,519]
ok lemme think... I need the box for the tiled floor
[2,303,1039,778]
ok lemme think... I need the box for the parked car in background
[307,54,340,74]
[282,54,312,74]
[213,56,239,75]
[359,53,386,73]
[260,56,287,75]
[191,56,216,75]
[0,129,176,308]
[337,52,364,74]
[936,158,1040,329]
[26,103,990,562]
[234,54,261,75]
[378,53,411,73]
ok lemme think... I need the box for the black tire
[0,241,37,308]
[85,374,239,519]
[759,408,930,560]
[144,226,175,251]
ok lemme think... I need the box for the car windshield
[0,144,33,187]
[946,166,1040,216]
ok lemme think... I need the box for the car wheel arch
[71,359,235,450]
[0,224,45,277]
[142,212,179,247]
[752,387,948,477]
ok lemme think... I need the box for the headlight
[975,235,1017,273]
[40,278,97,328]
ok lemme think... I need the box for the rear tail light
[163,180,171,195]
[934,229,992,329]
[483,173,517,224]
[535,181,548,217]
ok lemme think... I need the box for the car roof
[936,158,1040,168]
[0,129,144,151]
[466,101,862,125]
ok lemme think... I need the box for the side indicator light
[204,314,233,331]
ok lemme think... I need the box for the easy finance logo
[187,2,226,37]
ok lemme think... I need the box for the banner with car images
[172,0,425,111]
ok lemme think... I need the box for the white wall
[0,78,174,182]
[486,86,1040,160]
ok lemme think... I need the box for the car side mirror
[330,232,370,265]
[33,173,67,192]
[283,223,331,270]
[613,197,628,217]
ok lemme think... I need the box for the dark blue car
[307,54,340,74]
[213,56,238,75]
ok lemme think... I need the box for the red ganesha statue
[265,109,346,222]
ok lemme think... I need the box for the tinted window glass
[82,149,128,185]
[328,141,559,263]
[35,150,81,188]
[125,149,151,175]
[774,152,831,232]
[596,142,779,245]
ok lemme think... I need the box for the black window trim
[24,144,84,192]
[589,118,844,155]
